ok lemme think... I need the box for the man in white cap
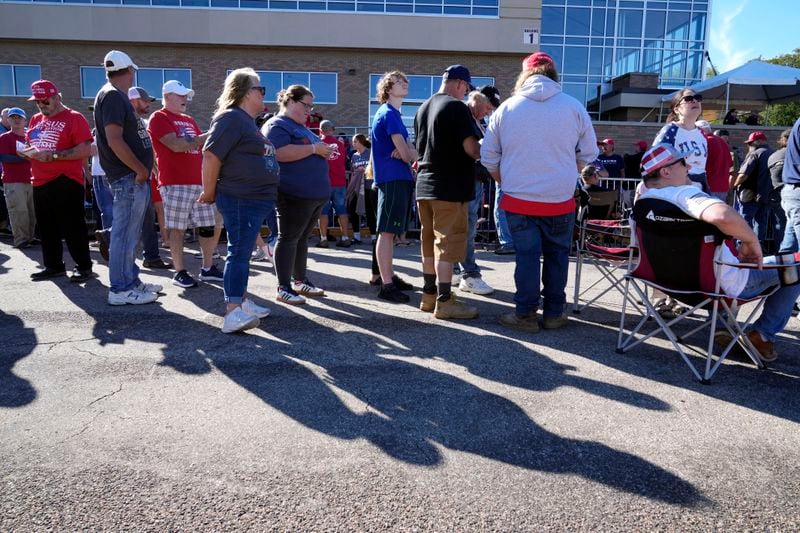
[147,80,220,288]
[94,50,160,305]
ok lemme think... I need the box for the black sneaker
[336,238,352,248]
[173,269,198,288]
[31,267,66,281]
[199,264,224,282]
[378,283,410,303]
[69,267,94,283]
[95,230,110,261]
[143,258,173,269]
[392,275,414,291]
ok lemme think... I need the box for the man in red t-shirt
[22,80,94,282]
[0,107,36,247]
[696,120,733,201]
[317,120,351,248]
[147,80,220,288]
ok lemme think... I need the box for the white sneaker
[276,287,306,305]
[292,279,325,297]
[241,299,271,318]
[459,277,495,295]
[108,289,158,306]
[264,241,275,264]
[221,307,260,333]
[136,281,164,293]
[251,247,267,261]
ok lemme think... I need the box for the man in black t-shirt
[734,131,774,244]
[94,50,158,306]
[414,65,481,320]
[596,138,625,179]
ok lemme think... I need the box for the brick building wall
[0,40,522,131]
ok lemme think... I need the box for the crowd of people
[1,49,798,356]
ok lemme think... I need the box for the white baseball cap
[104,50,138,72]
[162,80,195,99]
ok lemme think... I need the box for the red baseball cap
[744,131,767,144]
[636,140,648,151]
[598,138,615,146]
[522,52,554,70]
[28,80,59,101]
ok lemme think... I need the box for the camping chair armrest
[715,260,800,270]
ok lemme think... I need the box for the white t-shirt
[654,123,708,176]
[638,185,748,296]
[90,139,104,176]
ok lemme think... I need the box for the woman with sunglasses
[262,85,334,305]
[199,68,279,333]
[654,89,709,193]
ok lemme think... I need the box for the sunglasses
[680,94,703,103]
[251,86,266,96]
[34,99,52,106]
[666,158,687,168]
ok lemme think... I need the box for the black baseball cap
[443,65,475,91]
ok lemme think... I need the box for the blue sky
[707,0,797,74]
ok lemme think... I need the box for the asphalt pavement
[1,237,799,530]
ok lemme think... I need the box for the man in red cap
[624,140,647,181]
[596,138,625,179]
[22,79,94,282]
[734,131,773,242]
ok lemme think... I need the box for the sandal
[654,298,676,320]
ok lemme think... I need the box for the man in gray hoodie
[481,52,599,332]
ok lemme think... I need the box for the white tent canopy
[661,60,800,113]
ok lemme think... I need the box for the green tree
[763,48,800,126]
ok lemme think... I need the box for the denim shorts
[321,186,347,216]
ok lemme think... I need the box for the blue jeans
[321,186,347,216]
[739,200,769,242]
[140,201,160,261]
[780,184,800,253]
[507,211,575,317]
[108,174,150,293]
[265,204,278,244]
[736,256,800,342]
[458,180,483,279]
[216,191,274,305]
[93,175,113,230]
[494,186,513,246]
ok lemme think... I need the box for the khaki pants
[3,182,36,246]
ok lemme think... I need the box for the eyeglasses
[296,100,314,111]
[680,94,703,103]
[251,86,266,96]
[34,99,51,106]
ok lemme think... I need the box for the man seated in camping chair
[634,143,800,363]
[578,165,618,220]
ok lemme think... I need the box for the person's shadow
[0,309,37,407]
[159,299,705,507]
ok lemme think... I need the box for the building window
[251,71,337,105]
[80,66,192,99]
[0,64,42,97]
[368,73,495,132]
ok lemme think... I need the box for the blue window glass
[562,75,586,83]
[471,7,497,15]
[563,46,589,74]
[151,0,179,5]
[565,7,590,35]
[590,37,604,46]
[605,8,615,35]
[93,0,122,5]
[356,2,384,11]
[298,0,325,8]
[618,9,642,37]
[13,65,41,96]
[619,38,640,47]
[614,48,640,75]
[241,0,267,6]
[270,0,297,7]
[0,66,15,96]
[666,10,690,40]
[566,37,590,45]
[407,76,433,101]
[369,74,382,101]
[568,0,590,6]
[644,38,664,48]
[686,51,703,79]
[310,73,337,104]
[415,4,443,13]
[542,6,565,34]
[592,0,605,5]
[619,0,642,6]
[472,76,495,88]
[65,0,92,3]
[210,0,238,6]
[260,72,282,102]
[386,3,411,11]
[562,83,586,103]
[163,69,192,89]
[136,69,164,97]
[662,49,686,78]
[182,0,209,6]
[540,45,564,71]
[541,36,565,44]
[80,66,107,99]
[690,13,706,40]
[645,9,665,38]
[284,72,309,88]
[472,0,496,5]
[445,0,469,4]
[588,47,604,75]
[444,6,469,14]
[650,1,666,7]
[642,47,662,73]
[590,8,605,36]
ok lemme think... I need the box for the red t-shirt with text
[322,134,347,187]
[26,108,93,187]
[0,131,32,184]
[147,108,202,186]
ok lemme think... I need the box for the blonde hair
[213,67,259,119]
[467,91,490,105]
[513,64,559,94]
[277,84,314,111]
[376,71,408,104]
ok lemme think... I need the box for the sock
[437,282,452,301]
[423,274,437,294]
